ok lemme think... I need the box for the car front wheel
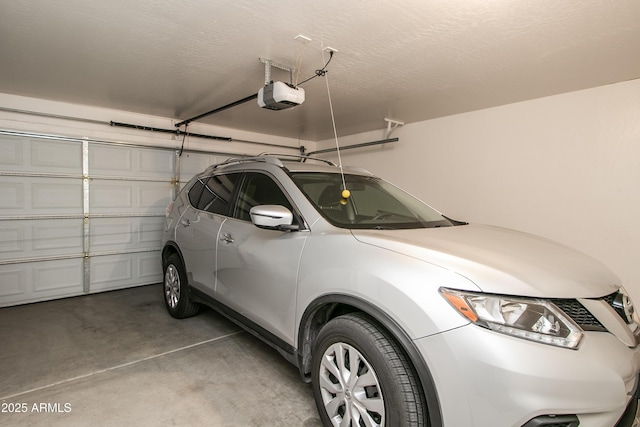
[311,313,425,427]
[163,253,199,319]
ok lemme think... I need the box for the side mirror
[249,205,299,231]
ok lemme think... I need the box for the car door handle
[219,233,234,244]
[180,218,191,227]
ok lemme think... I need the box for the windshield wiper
[442,215,468,226]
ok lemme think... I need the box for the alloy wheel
[318,341,385,427]
[164,264,180,310]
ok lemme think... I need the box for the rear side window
[187,179,205,207]
[188,173,241,215]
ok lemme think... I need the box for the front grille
[553,291,628,332]
[553,299,606,331]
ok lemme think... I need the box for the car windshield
[291,172,454,229]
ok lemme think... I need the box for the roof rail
[204,153,337,173]
[258,153,337,166]
[205,155,284,173]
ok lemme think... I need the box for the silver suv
[161,155,640,427]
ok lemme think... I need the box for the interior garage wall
[0,94,309,307]
[319,78,640,299]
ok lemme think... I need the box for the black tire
[311,313,425,427]
[162,253,200,318]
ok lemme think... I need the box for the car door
[175,173,240,294]
[215,171,308,345]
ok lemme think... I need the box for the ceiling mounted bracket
[384,118,404,139]
[260,58,296,85]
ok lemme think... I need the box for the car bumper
[416,324,640,427]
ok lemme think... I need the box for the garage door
[0,130,218,307]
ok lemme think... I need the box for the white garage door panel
[90,252,161,292]
[0,136,23,167]
[0,259,84,306]
[33,259,84,292]
[0,181,23,209]
[90,217,164,252]
[0,267,23,298]
[0,177,82,216]
[90,181,173,214]
[90,144,174,179]
[0,219,82,261]
[0,225,22,254]
[33,181,82,210]
[30,139,82,171]
[0,136,81,174]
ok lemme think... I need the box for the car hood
[351,224,618,298]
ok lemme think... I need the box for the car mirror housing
[250,205,298,231]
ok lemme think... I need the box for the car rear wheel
[163,253,199,318]
[311,313,425,427]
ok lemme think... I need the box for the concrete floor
[0,284,322,426]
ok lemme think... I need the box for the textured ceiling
[1,0,639,141]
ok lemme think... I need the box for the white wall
[319,79,640,298]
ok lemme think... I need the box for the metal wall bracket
[384,118,404,139]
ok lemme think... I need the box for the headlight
[440,288,584,349]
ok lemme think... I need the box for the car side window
[187,178,205,207]
[189,178,204,208]
[233,172,295,221]
[188,173,241,215]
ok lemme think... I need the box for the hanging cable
[321,49,349,203]
[298,50,334,86]
[178,124,189,157]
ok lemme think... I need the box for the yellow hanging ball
[341,189,351,199]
